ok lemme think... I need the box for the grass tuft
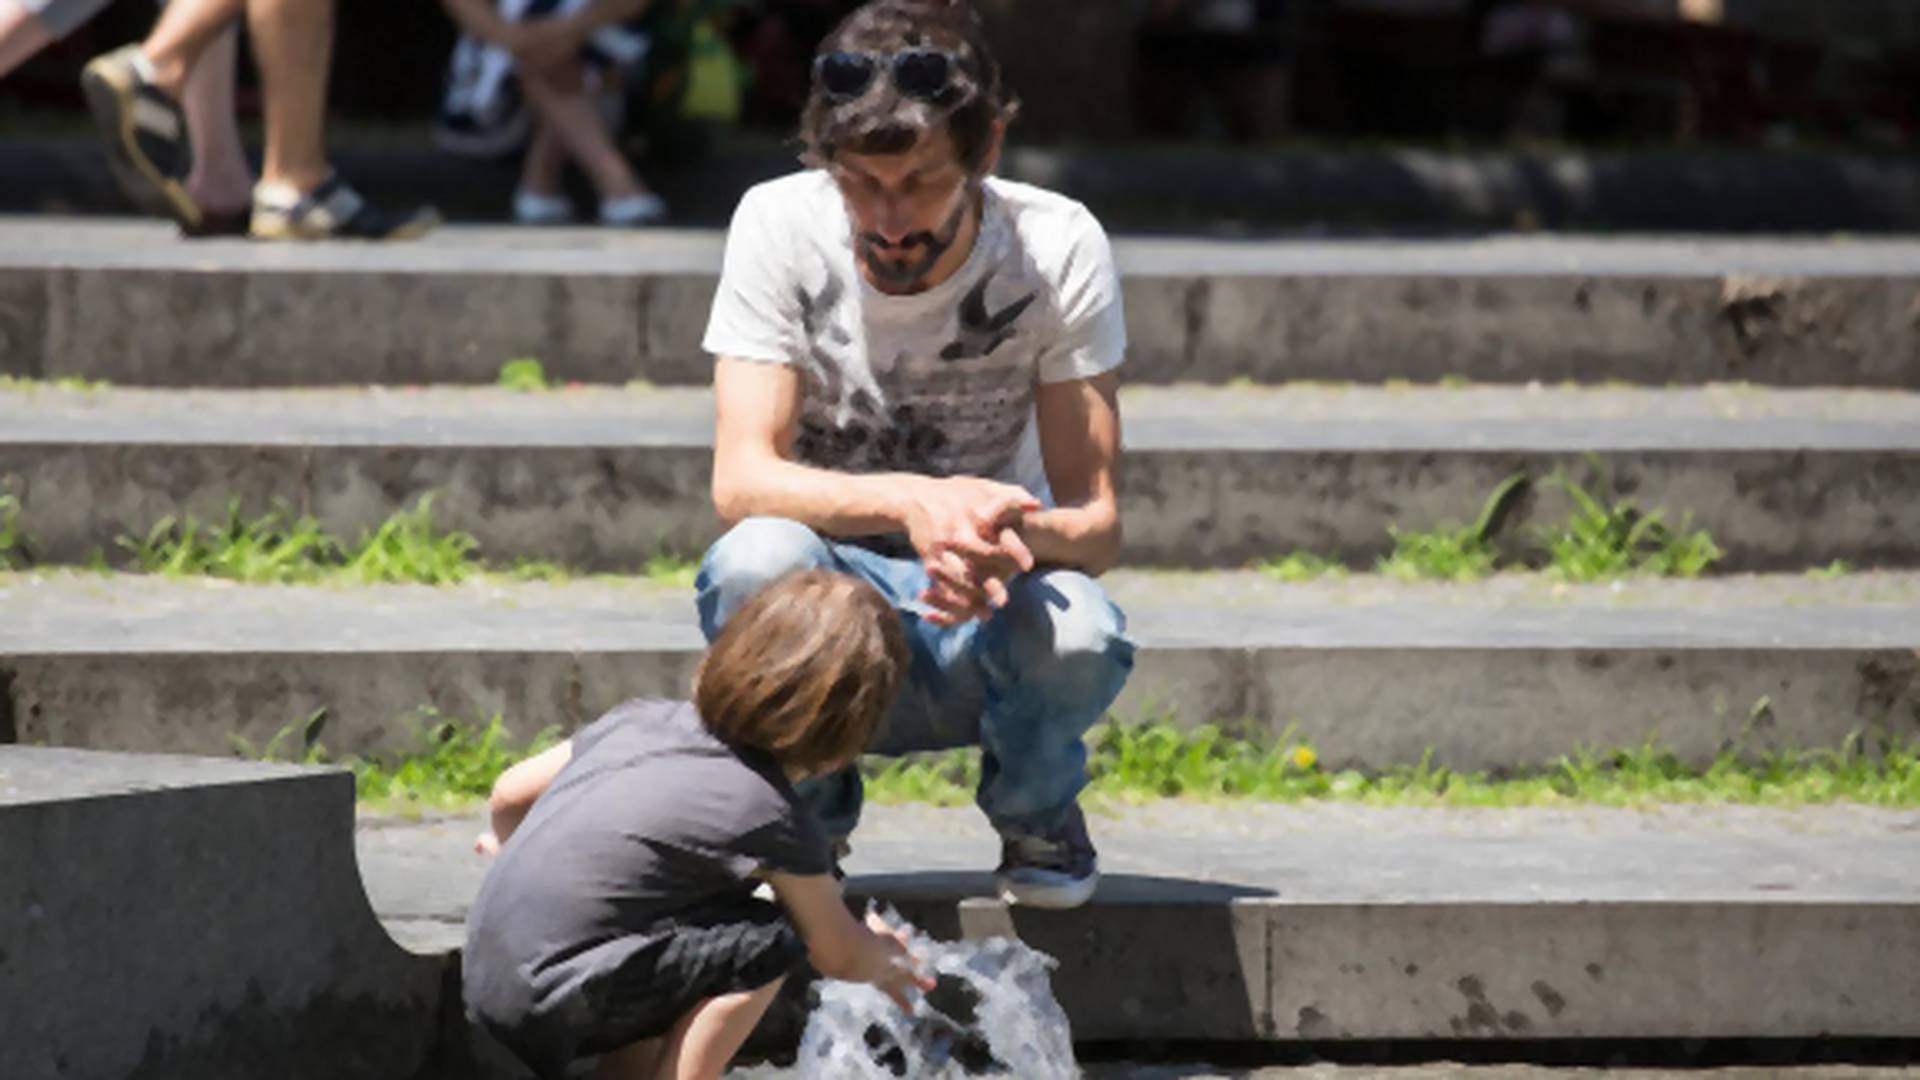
[498,358,550,392]
[1376,474,1526,582]
[0,374,110,393]
[121,499,341,583]
[0,494,25,570]
[1255,552,1348,583]
[863,722,1920,808]
[342,495,480,586]
[237,708,561,812]
[233,710,1920,812]
[1537,463,1721,582]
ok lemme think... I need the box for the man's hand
[898,477,1038,626]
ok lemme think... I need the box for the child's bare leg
[652,977,786,1080]
[590,1035,663,1080]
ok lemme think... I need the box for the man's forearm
[715,454,913,539]
[1021,504,1121,576]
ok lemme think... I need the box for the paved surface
[7,569,1916,768]
[361,801,1920,1045]
[9,222,1920,388]
[357,801,1920,955]
[10,220,1920,275]
[6,384,1920,450]
[9,569,1920,653]
[6,384,1918,570]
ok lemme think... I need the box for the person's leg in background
[511,117,574,224]
[177,25,252,231]
[84,0,438,238]
[515,55,664,226]
[240,0,438,238]
[0,0,65,79]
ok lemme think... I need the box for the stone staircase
[1,219,1916,1077]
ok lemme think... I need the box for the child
[464,569,934,1080]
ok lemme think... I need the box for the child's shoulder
[570,697,700,759]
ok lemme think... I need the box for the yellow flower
[1291,745,1318,770]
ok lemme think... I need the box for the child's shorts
[481,895,806,1079]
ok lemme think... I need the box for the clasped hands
[901,477,1040,628]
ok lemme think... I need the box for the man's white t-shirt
[702,170,1127,506]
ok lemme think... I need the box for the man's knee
[697,518,834,631]
[991,570,1135,696]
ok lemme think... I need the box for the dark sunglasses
[813,49,962,103]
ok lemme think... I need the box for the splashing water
[792,910,1080,1079]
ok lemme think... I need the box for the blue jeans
[696,517,1136,838]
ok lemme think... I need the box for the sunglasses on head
[814,49,962,103]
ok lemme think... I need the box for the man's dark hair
[800,0,1019,175]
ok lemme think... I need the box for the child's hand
[864,911,935,1012]
[474,831,501,857]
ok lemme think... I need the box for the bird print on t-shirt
[790,268,1042,479]
[941,272,1038,362]
[792,273,953,475]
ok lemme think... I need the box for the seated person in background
[440,0,671,226]
[466,569,933,1080]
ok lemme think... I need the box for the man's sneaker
[995,804,1099,910]
[80,45,199,230]
[251,175,440,241]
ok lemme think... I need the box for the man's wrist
[861,472,923,533]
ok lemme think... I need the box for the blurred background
[5,0,1920,231]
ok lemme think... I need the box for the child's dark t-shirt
[463,698,832,1057]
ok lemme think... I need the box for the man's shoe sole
[996,870,1100,911]
[79,54,200,231]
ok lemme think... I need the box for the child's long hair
[694,569,909,775]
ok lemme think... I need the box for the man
[80,0,438,239]
[697,0,1134,911]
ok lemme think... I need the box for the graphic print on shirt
[941,271,1038,361]
[790,260,1044,482]
[791,273,957,476]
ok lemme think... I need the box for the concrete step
[15,133,1920,236]
[6,570,1915,770]
[5,222,1920,387]
[0,747,452,1080]
[357,801,1920,1047]
[4,384,1918,571]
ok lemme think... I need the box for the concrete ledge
[357,803,1920,1054]
[0,748,452,1080]
[3,385,1918,571]
[4,225,1920,387]
[5,573,1915,770]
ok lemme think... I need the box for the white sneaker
[599,192,669,227]
[512,190,574,226]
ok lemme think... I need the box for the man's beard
[858,191,974,294]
